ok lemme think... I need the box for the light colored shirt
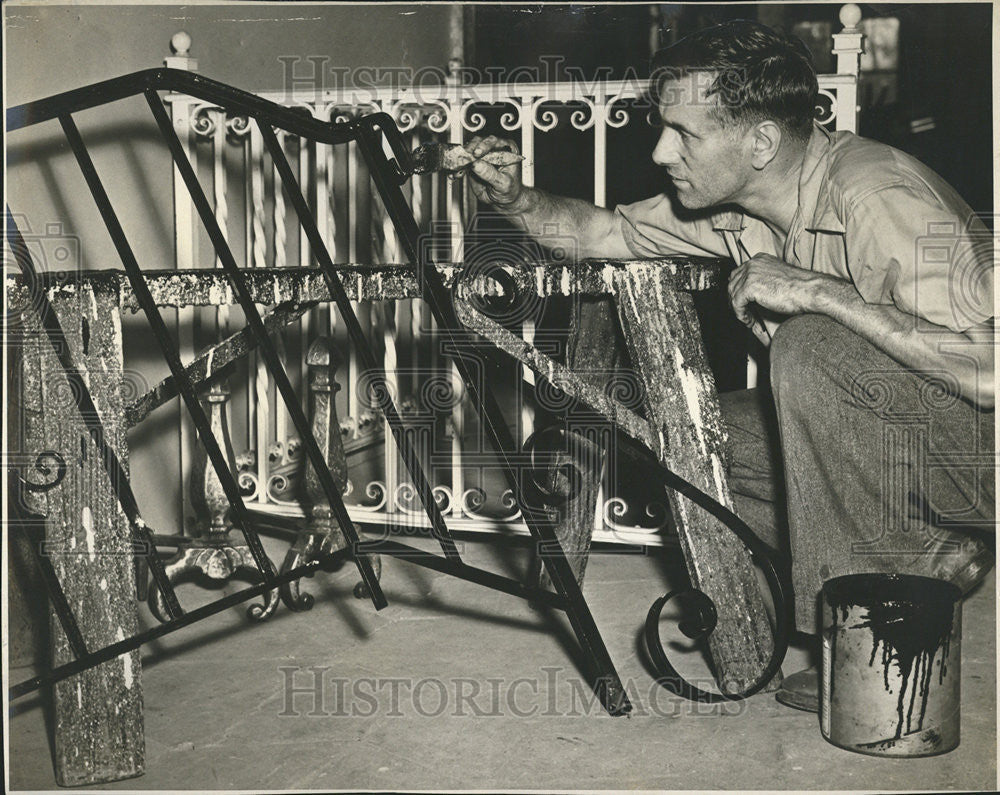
[615,122,995,334]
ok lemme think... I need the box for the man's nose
[652,129,681,166]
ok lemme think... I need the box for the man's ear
[749,121,782,170]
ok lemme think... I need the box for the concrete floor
[8,532,997,791]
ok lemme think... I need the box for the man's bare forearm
[493,187,632,260]
[731,255,995,409]
[816,279,995,409]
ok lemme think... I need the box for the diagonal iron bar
[353,115,632,715]
[6,69,652,716]
[5,208,183,620]
[453,302,655,449]
[143,89,386,608]
[125,300,316,428]
[7,552,347,700]
[259,120,463,563]
[59,113,279,590]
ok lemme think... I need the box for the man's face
[653,73,750,209]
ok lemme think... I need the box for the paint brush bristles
[410,142,525,175]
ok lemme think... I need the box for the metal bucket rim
[822,572,961,608]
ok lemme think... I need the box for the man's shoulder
[822,130,960,215]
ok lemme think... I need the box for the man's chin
[672,189,706,210]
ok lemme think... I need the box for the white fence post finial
[839,3,863,32]
[833,5,865,76]
[830,4,865,133]
[165,31,198,71]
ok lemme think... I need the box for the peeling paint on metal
[601,263,617,294]
[116,627,134,689]
[83,506,96,561]
[671,346,707,453]
[711,455,727,501]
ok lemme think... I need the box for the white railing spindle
[519,96,537,448]
[249,125,270,503]
[345,133,361,438]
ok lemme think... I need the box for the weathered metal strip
[5,208,182,620]
[125,301,315,428]
[454,302,655,449]
[21,279,146,785]
[612,266,779,695]
[4,258,723,311]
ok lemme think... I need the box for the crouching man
[466,20,995,710]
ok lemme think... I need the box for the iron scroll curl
[644,465,792,702]
[518,412,791,702]
[15,450,69,494]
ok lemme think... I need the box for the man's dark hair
[650,20,818,140]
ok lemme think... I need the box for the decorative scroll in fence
[163,5,864,546]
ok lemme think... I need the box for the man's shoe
[921,531,994,594]
[775,666,819,713]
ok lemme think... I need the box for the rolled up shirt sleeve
[843,184,995,332]
[614,193,730,258]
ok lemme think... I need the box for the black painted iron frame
[5,68,630,714]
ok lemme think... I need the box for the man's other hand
[466,135,524,208]
[728,253,841,344]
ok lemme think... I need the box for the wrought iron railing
[159,10,863,546]
[6,67,652,715]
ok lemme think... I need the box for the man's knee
[769,314,842,402]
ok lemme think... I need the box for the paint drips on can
[833,596,954,739]
[822,573,962,756]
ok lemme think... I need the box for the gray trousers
[721,314,995,634]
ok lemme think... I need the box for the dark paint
[825,574,959,742]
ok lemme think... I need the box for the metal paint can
[821,573,961,757]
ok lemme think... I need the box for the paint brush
[410,142,525,175]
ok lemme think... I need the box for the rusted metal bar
[454,302,655,448]
[612,266,780,695]
[4,258,723,311]
[125,300,315,428]
[5,208,181,620]
[16,263,146,785]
